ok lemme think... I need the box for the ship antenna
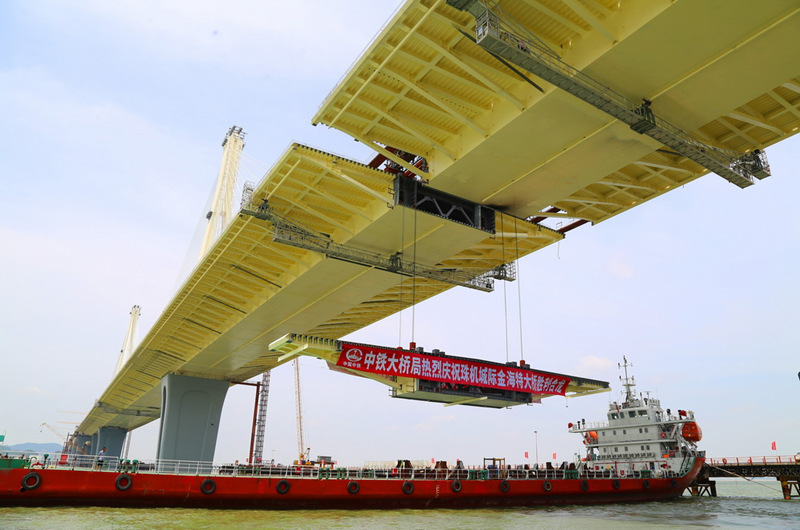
[618,356,636,402]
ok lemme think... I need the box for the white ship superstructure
[571,358,703,479]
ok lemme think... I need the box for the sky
[1,1,798,467]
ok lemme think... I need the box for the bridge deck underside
[79,0,800,434]
[79,145,561,434]
[314,0,800,225]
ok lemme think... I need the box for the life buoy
[347,481,359,494]
[612,479,620,490]
[542,480,552,492]
[21,472,41,491]
[660,432,667,439]
[722,458,728,465]
[500,480,510,493]
[642,479,651,489]
[115,473,133,491]
[276,480,290,494]
[580,479,589,492]
[200,478,216,495]
[451,480,462,493]
[402,481,414,495]
[619,470,625,476]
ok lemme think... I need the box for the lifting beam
[448,0,770,188]
[241,199,513,293]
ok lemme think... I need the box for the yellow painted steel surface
[79,0,800,435]
[269,333,610,408]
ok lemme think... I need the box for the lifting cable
[397,194,405,348]
[411,182,419,343]
[501,215,509,364]
[515,217,525,363]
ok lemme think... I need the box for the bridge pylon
[199,126,246,259]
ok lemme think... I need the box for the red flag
[771,441,777,451]
[525,451,529,459]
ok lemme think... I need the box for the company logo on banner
[337,342,570,396]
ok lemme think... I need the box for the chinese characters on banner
[337,342,571,396]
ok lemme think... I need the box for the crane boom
[40,422,87,455]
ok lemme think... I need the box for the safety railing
[1,451,688,481]
[708,455,800,466]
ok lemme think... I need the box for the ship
[0,358,704,509]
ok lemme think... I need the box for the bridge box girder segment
[75,143,562,439]
[313,1,800,232]
[452,0,771,189]
[240,176,528,294]
[269,333,609,409]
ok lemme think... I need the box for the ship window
[624,447,629,452]
[645,428,649,433]
[611,413,619,419]
[638,428,642,433]
[614,447,619,453]
[602,432,606,436]
[641,445,645,450]
[628,411,636,418]
[603,448,607,453]
[613,430,617,435]
[623,430,627,435]
[647,445,650,450]
[638,410,648,416]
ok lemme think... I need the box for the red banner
[337,342,570,396]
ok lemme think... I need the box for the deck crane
[448,0,770,188]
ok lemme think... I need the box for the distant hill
[1,442,62,453]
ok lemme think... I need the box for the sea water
[1,480,797,529]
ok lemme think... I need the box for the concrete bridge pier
[156,374,229,468]
[70,433,92,456]
[95,426,128,458]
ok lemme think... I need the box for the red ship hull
[1,458,704,509]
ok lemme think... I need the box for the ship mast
[619,356,636,403]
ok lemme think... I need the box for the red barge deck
[1,456,705,509]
